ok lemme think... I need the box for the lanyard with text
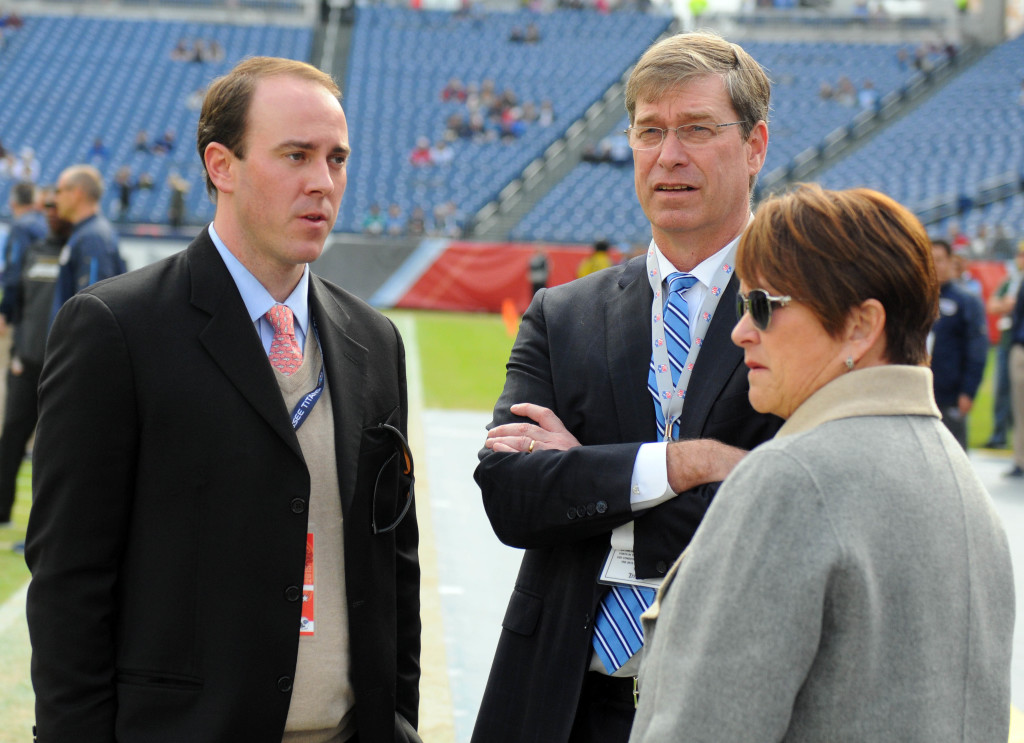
[646,242,737,440]
[289,317,326,431]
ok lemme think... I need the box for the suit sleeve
[961,293,989,401]
[390,319,422,736]
[25,292,139,741]
[474,288,643,550]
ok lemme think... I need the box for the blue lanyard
[289,317,326,431]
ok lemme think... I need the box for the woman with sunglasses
[630,184,1015,742]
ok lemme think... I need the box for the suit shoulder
[542,257,641,304]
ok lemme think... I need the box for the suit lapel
[606,257,659,443]
[188,234,303,459]
[310,276,369,514]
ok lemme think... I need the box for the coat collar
[778,365,940,438]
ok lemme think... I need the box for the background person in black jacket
[929,238,988,450]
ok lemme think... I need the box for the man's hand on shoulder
[484,403,581,454]
[667,439,747,494]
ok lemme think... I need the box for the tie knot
[667,272,698,295]
[266,304,295,336]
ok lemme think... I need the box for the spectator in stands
[86,138,109,163]
[525,22,541,43]
[167,171,190,231]
[152,129,177,155]
[134,129,150,152]
[409,137,432,166]
[991,224,1016,259]
[170,37,191,61]
[385,202,405,235]
[575,238,613,278]
[11,146,39,182]
[2,181,46,287]
[985,246,1024,448]
[49,164,127,323]
[429,139,454,166]
[362,202,385,235]
[538,99,555,127]
[445,112,471,141]
[520,101,539,124]
[929,238,988,449]
[858,79,878,110]
[509,25,526,43]
[432,201,462,237]
[835,76,856,107]
[406,206,427,237]
[112,165,153,222]
[441,77,467,102]
[0,188,68,530]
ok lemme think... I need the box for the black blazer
[471,256,782,742]
[26,232,421,743]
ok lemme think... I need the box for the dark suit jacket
[471,255,782,742]
[25,232,421,743]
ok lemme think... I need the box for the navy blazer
[472,255,782,742]
[26,232,420,743]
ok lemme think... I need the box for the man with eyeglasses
[49,164,126,324]
[472,32,783,743]
[27,58,421,743]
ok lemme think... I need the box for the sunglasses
[736,289,793,331]
[372,422,415,535]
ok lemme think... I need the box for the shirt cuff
[630,441,675,511]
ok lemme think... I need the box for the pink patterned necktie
[266,304,303,376]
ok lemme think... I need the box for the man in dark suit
[472,33,783,743]
[26,57,421,743]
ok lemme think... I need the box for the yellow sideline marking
[391,313,456,743]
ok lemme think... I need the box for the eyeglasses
[625,121,746,150]
[372,422,415,535]
[43,203,57,209]
[736,289,793,331]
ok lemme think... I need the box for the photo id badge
[597,547,663,589]
[300,532,315,636]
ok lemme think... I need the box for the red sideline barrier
[396,241,623,314]
[967,260,1008,344]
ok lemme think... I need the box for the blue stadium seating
[337,5,671,234]
[818,34,1024,238]
[0,16,311,225]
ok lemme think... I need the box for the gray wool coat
[631,365,1015,743]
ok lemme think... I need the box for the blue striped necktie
[591,272,697,674]
[649,272,699,439]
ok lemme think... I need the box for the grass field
[0,313,1011,607]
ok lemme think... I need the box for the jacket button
[285,585,301,602]
[595,501,608,514]
[566,507,577,520]
[656,561,668,574]
[277,676,292,693]
[290,498,306,514]
[586,503,596,516]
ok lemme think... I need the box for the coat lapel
[606,257,659,443]
[188,234,303,459]
[309,276,370,514]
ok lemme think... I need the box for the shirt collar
[651,224,747,290]
[208,223,310,335]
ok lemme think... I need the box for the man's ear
[204,142,235,195]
